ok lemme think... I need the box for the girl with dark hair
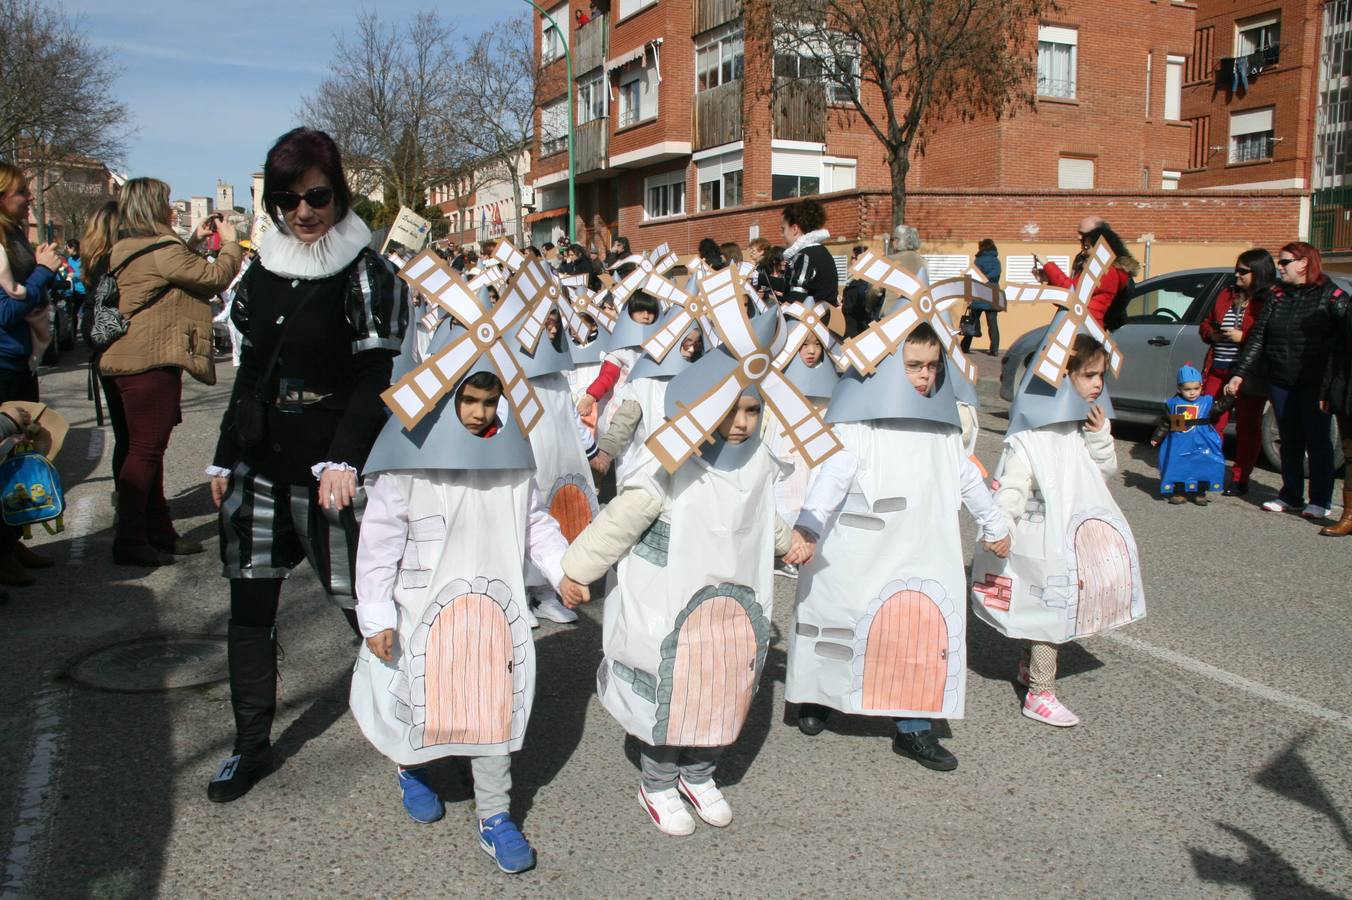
[1229,242,1348,519]
[1200,248,1274,495]
[781,199,837,306]
[1038,225,1139,328]
[205,127,409,803]
[697,237,727,271]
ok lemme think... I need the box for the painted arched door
[549,478,595,543]
[422,592,513,746]
[1073,518,1134,636]
[664,595,759,747]
[860,589,947,713]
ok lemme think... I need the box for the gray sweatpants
[469,755,512,820]
[639,744,724,792]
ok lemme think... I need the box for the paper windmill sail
[773,298,848,373]
[607,244,680,311]
[637,268,721,363]
[644,267,842,474]
[843,251,982,384]
[1017,237,1124,388]
[564,283,618,334]
[382,250,541,433]
[507,258,587,354]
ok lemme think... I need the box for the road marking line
[85,429,104,461]
[0,685,68,896]
[65,496,95,565]
[1104,632,1352,733]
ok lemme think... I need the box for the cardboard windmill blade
[499,261,577,377]
[383,250,541,433]
[637,267,721,364]
[850,247,927,311]
[490,238,527,272]
[644,277,842,475]
[773,298,848,373]
[960,265,1006,311]
[1021,237,1124,388]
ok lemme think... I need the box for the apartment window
[697,150,743,211]
[1038,26,1078,99]
[771,148,822,199]
[644,170,686,220]
[617,63,658,128]
[774,35,860,105]
[540,98,568,156]
[773,51,823,80]
[577,71,606,125]
[1165,55,1185,120]
[1230,107,1275,162]
[696,25,744,92]
[1236,14,1280,56]
[1057,156,1095,189]
[617,0,656,18]
[822,157,856,192]
[1162,170,1181,190]
[540,3,566,64]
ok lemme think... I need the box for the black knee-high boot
[207,623,277,803]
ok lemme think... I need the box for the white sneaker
[677,776,732,827]
[533,592,578,624]
[774,561,799,579]
[1262,498,1296,513]
[525,606,540,629]
[638,785,696,836]
[1022,690,1080,727]
[1301,504,1332,519]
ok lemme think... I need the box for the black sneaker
[1223,481,1249,497]
[207,749,273,803]
[893,731,958,771]
[796,703,830,736]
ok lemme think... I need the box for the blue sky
[65,1,509,208]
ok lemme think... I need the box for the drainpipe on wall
[1141,232,1154,279]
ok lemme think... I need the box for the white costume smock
[350,470,567,765]
[787,421,1004,720]
[525,372,599,575]
[970,421,1146,644]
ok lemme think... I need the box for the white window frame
[771,147,824,199]
[540,4,566,64]
[1236,13,1281,56]
[577,71,607,125]
[1161,170,1181,190]
[540,98,568,157]
[1229,106,1275,163]
[695,24,744,93]
[617,0,657,19]
[1038,26,1078,100]
[1057,156,1095,189]
[617,62,658,129]
[1164,55,1185,121]
[643,169,686,221]
[822,156,856,193]
[696,150,744,212]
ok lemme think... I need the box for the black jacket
[212,249,408,484]
[1321,288,1352,417]
[1234,279,1346,389]
[785,243,838,306]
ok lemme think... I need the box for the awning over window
[525,206,568,223]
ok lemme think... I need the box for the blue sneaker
[478,813,536,874]
[397,767,444,823]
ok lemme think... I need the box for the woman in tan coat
[93,178,242,566]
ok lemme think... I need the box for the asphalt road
[0,346,1349,899]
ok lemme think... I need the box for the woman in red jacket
[1038,225,1139,327]
[1201,249,1273,495]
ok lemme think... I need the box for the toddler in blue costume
[1151,364,1232,505]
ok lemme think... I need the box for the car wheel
[1262,402,1345,472]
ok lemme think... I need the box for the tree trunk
[888,150,910,229]
[506,163,524,247]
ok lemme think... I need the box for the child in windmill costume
[970,256,1146,728]
[782,270,1008,771]
[1150,363,1231,505]
[560,285,834,837]
[350,251,588,874]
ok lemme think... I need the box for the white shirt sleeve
[526,480,568,592]
[795,448,858,538]
[354,475,408,639]
[1082,420,1118,478]
[993,443,1033,535]
[960,455,1008,542]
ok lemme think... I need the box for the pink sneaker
[1022,690,1080,727]
[1015,657,1030,687]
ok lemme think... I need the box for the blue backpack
[0,444,65,537]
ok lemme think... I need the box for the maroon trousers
[1203,370,1265,485]
[109,367,182,547]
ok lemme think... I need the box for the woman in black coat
[1319,283,1352,535]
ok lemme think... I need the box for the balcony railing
[541,134,567,158]
[693,78,743,151]
[576,118,609,174]
[772,77,826,144]
[693,0,740,35]
[574,16,608,75]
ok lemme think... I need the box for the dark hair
[1235,248,1276,299]
[569,243,586,256]
[459,371,503,395]
[905,321,941,349]
[698,237,720,257]
[65,238,80,252]
[1081,225,1130,260]
[1068,334,1109,373]
[851,244,867,258]
[526,245,541,258]
[764,245,786,272]
[262,127,352,226]
[543,241,555,252]
[1280,241,1326,285]
[613,236,630,254]
[628,292,660,318]
[782,198,826,233]
[978,238,997,254]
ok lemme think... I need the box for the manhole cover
[68,634,228,693]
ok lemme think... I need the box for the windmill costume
[787,259,1006,733]
[350,252,567,794]
[561,271,839,820]
[970,239,1146,650]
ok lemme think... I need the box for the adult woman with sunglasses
[1228,242,1348,519]
[1200,249,1274,496]
[205,128,408,803]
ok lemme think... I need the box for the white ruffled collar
[257,213,373,280]
[785,228,830,260]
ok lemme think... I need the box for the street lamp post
[524,0,576,245]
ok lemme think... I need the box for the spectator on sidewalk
[960,238,1003,356]
[783,199,837,308]
[1320,278,1352,536]
[1038,224,1138,328]
[96,177,243,567]
[1228,242,1348,520]
[1200,249,1272,496]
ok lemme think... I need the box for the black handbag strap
[111,240,177,277]
[251,290,318,402]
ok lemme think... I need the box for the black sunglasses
[268,186,335,212]
[1235,267,1252,275]
[1276,257,1296,266]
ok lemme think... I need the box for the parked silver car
[998,268,1346,469]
